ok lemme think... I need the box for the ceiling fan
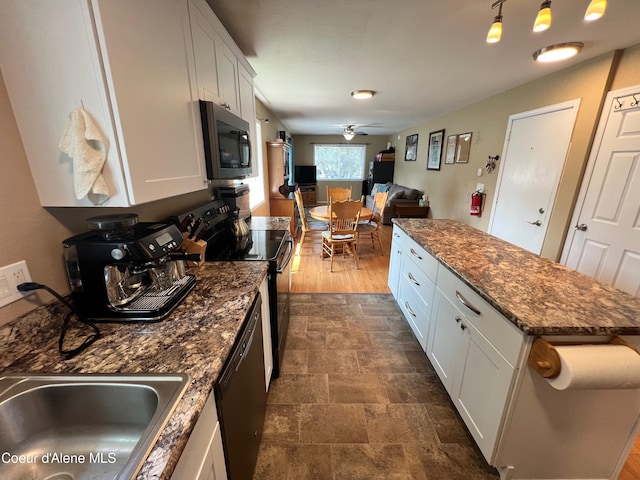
[341,125,368,140]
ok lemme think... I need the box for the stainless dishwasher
[215,294,266,480]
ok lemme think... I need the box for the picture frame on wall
[427,129,445,170]
[445,134,458,164]
[456,132,473,163]
[405,134,418,161]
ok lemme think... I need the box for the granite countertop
[0,261,269,479]
[247,215,291,231]
[393,219,640,336]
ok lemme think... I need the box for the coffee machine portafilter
[63,215,197,322]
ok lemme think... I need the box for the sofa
[365,182,424,225]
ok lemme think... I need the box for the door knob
[574,223,588,231]
[528,220,542,226]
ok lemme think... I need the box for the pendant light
[486,0,505,44]
[584,0,607,21]
[533,0,552,32]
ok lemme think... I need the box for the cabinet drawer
[437,265,524,366]
[394,227,438,282]
[401,255,436,310]
[398,279,432,351]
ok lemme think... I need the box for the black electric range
[209,228,290,262]
[171,200,293,379]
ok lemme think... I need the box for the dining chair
[321,199,362,272]
[358,190,388,254]
[326,186,352,203]
[294,189,326,252]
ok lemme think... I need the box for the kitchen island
[390,218,640,480]
[0,260,269,479]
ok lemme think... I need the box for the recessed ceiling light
[351,90,375,99]
[533,42,583,62]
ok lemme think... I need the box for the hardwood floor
[291,225,393,293]
[289,221,640,479]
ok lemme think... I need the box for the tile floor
[253,293,500,479]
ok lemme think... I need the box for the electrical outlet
[0,261,33,308]
[0,276,10,299]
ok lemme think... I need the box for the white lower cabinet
[427,291,468,395]
[172,393,227,480]
[390,224,525,464]
[398,255,435,352]
[389,225,438,348]
[428,267,524,462]
[387,229,403,296]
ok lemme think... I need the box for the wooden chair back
[294,189,310,231]
[370,191,389,225]
[328,199,362,238]
[327,186,352,203]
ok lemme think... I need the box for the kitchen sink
[0,373,189,480]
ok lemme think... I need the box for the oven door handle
[276,237,294,273]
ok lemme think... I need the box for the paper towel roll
[546,344,640,390]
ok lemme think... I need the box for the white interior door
[562,86,640,297]
[488,100,580,255]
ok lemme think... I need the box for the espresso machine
[63,214,197,322]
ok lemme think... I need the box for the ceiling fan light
[533,1,552,32]
[584,0,607,21]
[351,90,375,100]
[343,131,355,141]
[533,42,583,62]
[486,16,503,43]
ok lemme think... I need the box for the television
[294,165,317,185]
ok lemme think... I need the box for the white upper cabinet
[0,0,208,206]
[189,0,221,103]
[189,0,252,119]
[216,42,241,116]
[238,64,257,124]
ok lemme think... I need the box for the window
[246,120,265,208]
[314,144,366,180]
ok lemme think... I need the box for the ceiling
[207,0,640,136]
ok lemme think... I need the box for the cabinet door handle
[410,248,423,260]
[455,316,462,323]
[408,272,420,286]
[455,290,481,315]
[460,323,468,331]
[404,301,417,318]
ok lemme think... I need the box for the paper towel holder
[528,337,640,379]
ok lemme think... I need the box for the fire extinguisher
[470,190,484,216]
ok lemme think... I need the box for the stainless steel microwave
[199,100,252,179]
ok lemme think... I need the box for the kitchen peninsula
[0,261,269,479]
[390,218,640,480]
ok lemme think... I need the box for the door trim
[488,99,581,253]
[560,84,640,265]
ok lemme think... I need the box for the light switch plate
[0,261,33,308]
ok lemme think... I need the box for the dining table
[309,204,373,222]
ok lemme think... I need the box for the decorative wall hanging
[427,129,445,170]
[486,154,500,173]
[405,134,418,161]
[445,134,458,164]
[456,132,473,163]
